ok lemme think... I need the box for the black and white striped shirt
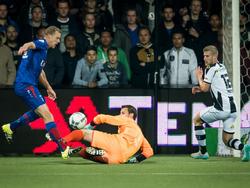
[204,62,237,113]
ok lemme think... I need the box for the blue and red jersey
[15,39,48,86]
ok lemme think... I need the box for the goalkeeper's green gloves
[126,157,139,163]
[84,121,96,130]
[126,154,147,164]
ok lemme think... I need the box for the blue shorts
[14,84,45,110]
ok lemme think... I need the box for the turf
[0,155,250,188]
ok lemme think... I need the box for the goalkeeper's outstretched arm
[127,137,154,163]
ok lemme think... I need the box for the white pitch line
[0,172,250,176]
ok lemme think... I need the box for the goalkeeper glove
[126,157,139,164]
[84,121,96,130]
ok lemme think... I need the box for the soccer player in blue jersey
[2,26,79,159]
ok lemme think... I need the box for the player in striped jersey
[191,45,250,161]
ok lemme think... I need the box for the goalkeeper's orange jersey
[92,114,153,163]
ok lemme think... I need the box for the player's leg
[2,110,39,143]
[2,85,41,143]
[222,113,250,161]
[35,104,68,154]
[63,129,93,142]
[191,111,209,159]
[63,130,120,163]
[78,148,109,164]
[62,129,108,163]
[222,112,243,150]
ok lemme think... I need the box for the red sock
[63,130,83,142]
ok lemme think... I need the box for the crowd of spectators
[1,0,242,89]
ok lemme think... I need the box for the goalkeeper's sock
[227,138,244,150]
[63,130,83,142]
[45,122,67,151]
[10,110,39,131]
[195,125,207,154]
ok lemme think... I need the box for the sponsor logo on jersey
[40,60,46,67]
[22,52,28,59]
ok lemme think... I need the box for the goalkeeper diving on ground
[61,105,154,164]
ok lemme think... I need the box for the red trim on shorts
[26,86,37,98]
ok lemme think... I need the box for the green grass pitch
[0,155,250,188]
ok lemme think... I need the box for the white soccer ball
[69,112,87,130]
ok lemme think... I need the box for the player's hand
[195,67,203,80]
[84,121,96,130]
[189,27,199,38]
[192,86,201,94]
[18,46,28,55]
[126,157,139,164]
[47,87,57,100]
[84,123,94,130]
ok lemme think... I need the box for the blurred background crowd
[0,0,249,89]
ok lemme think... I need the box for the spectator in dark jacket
[49,0,80,53]
[62,34,81,87]
[77,12,100,56]
[153,4,183,56]
[0,2,19,33]
[5,25,21,69]
[130,26,155,88]
[19,5,48,44]
[114,8,142,62]
[104,46,128,88]
[181,0,209,65]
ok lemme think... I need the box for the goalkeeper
[62,105,154,164]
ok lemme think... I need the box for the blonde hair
[45,26,61,35]
[203,45,218,56]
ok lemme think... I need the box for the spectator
[62,34,81,87]
[72,45,108,88]
[20,5,48,44]
[5,24,21,69]
[130,26,155,88]
[200,13,222,50]
[1,0,21,21]
[112,0,154,28]
[80,0,113,32]
[153,4,183,56]
[104,46,128,87]
[0,2,18,33]
[18,0,50,26]
[97,29,131,80]
[36,27,64,88]
[49,0,79,53]
[77,12,100,56]
[160,31,198,88]
[0,31,16,87]
[240,13,250,48]
[181,0,209,65]
[114,7,142,61]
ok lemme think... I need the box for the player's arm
[39,70,57,100]
[195,67,210,92]
[127,137,154,163]
[93,114,129,126]
[84,114,128,130]
[18,42,36,55]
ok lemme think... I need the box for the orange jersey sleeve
[140,137,154,158]
[93,114,132,126]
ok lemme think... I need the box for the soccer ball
[69,112,87,129]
